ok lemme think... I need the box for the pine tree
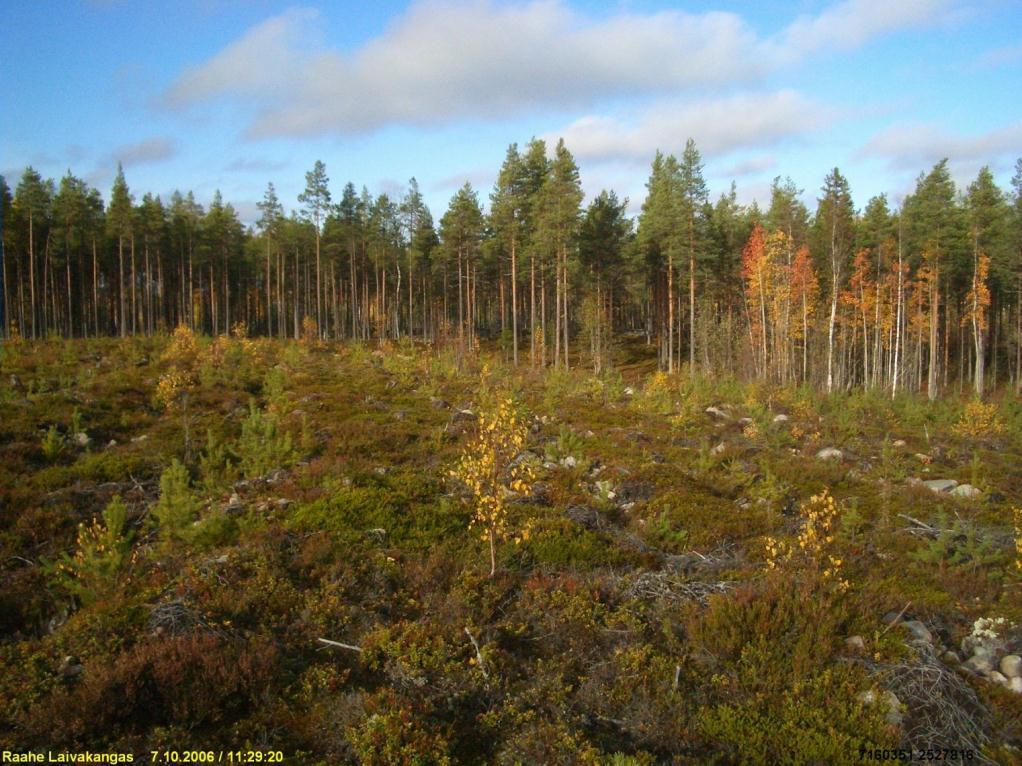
[679,139,708,376]
[257,182,284,337]
[439,183,485,353]
[813,168,854,392]
[107,165,133,337]
[579,189,631,372]
[15,167,53,338]
[299,160,331,337]
[491,144,527,365]
[966,167,1009,395]
[534,139,582,368]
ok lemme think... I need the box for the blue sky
[2,0,1020,224]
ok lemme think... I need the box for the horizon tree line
[2,144,1021,398]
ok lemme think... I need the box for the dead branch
[317,637,363,653]
[464,627,488,678]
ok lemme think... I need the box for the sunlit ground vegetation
[1,331,1021,764]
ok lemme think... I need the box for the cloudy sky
[3,0,1020,222]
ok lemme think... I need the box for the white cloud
[109,137,179,167]
[770,0,953,63]
[165,7,319,107]
[225,157,288,173]
[860,121,1022,169]
[163,0,945,138]
[973,41,1022,69]
[547,91,830,164]
[724,155,778,178]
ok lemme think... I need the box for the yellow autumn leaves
[764,489,849,592]
[449,393,535,577]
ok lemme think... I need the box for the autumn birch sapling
[450,393,534,577]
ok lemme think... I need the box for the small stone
[901,620,933,644]
[882,611,904,626]
[942,650,961,664]
[584,430,595,438]
[921,478,958,493]
[882,691,903,726]
[857,690,902,726]
[914,452,932,463]
[963,634,1006,660]
[374,466,387,475]
[1000,655,1021,679]
[73,431,91,447]
[738,417,753,425]
[845,635,866,652]
[892,439,906,447]
[816,447,843,461]
[705,406,729,420]
[131,434,149,443]
[560,455,578,468]
[623,387,634,396]
[710,442,726,456]
[430,397,450,410]
[964,655,994,674]
[950,484,981,499]
[773,414,789,423]
[106,439,117,448]
[988,670,1009,687]
[1010,677,1022,694]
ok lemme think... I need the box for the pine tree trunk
[511,235,518,365]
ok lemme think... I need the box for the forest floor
[0,333,1021,765]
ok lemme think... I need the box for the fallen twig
[464,626,488,678]
[880,601,912,636]
[317,637,363,653]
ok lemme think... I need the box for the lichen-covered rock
[921,478,958,493]
[950,484,981,499]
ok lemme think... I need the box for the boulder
[999,655,1021,679]
[964,655,994,674]
[845,635,866,652]
[921,478,958,493]
[950,484,981,499]
[857,690,903,726]
[901,620,933,644]
[816,447,843,461]
[962,634,1007,660]
[989,671,1009,688]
